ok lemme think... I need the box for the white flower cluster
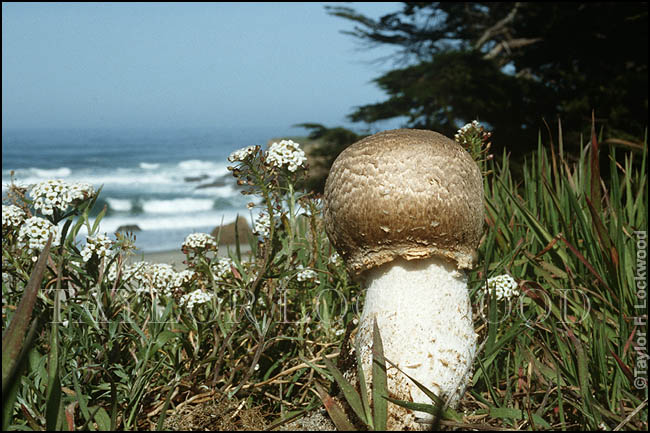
[182,232,217,251]
[485,274,519,300]
[81,234,114,262]
[17,216,61,258]
[265,140,307,172]
[106,260,141,284]
[30,179,94,216]
[180,289,215,309]
[328,251,341,265]
[454,120,481,142]
[2,205,26,231]
[454,120,492,148]
[296,265,319,284]
[109,261,179,298]
[212,257,234,279]
[228,145,257,162]
[173,269,196,288]
[2,271,15,291]
[146,263,178,297]
[253,210,279,238]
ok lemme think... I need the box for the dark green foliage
[294,123,364,193]
[327,2,648,155]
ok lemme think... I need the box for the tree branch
[474,2,522,50]
[483,37,543,60]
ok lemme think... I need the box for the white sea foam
[3,160,232,191]
[191,184,237,197]
[106,198,133,212]
[142,198,215,214]
[178,159,217,171]
[31,167,72,178]
[82,210,250,235]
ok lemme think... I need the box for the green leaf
[72,371,94,430]
[489,407,552,429]
[371,318,387,431]
[93,406,112,431]
[354,351,373,429]
[386,397,459,423]
[2,236,52,393]
[91,204,108,235]
[46,291,63,431]
[321,355,368,426]
[314,382,357,431]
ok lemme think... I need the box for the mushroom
[323,129,483,430]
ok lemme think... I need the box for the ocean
[2,126,297,252]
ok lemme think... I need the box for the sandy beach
[127,244,252,270]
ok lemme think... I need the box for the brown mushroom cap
[323,128,484,277]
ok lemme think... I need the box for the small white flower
[30,179,94,215]
[484,274,519,300]
[149,263,177,297]
[2,205,26,231]
[118,261,151,291]
[328,251,341,265]
[173,269,196,288]
[253,210,278,238]
[212,257,234,279]
[80,233,113,262]
[115,262,177,298]
[265,140,306,172]
[182,232,217,250]
[2,271,15,291]
[180,289,214,309]
[17,216,61,256]
[454,120,490,147]
[296,264,319,284]
[228,145,257,162]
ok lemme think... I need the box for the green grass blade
[321,355,368,426]
[313,382,357,431]
[155,382,178,431]
[354,351,373,429]
[489,407,552,429]
[2,236,52,392]
[385,397,461,422]
[371,319,387,431]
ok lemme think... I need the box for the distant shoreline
[126,244,252,270]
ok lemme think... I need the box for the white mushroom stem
[355,256,477,430]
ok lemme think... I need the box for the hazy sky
[2,2,405,132]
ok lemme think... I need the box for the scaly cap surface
[323,128,484,276]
